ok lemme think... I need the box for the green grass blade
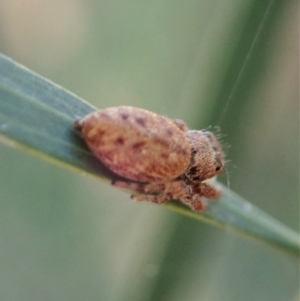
[0,54,115,182]
[165,185,300,257]
[0,54,299,257]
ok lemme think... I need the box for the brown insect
[74,106,225,211]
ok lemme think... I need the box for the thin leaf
[0,54,299,257]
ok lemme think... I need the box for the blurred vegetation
[0,0,299,301]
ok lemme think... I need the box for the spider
[75,106,225,211]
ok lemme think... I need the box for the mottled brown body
[75,106,225,211]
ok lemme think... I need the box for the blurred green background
[0,0,299,300]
